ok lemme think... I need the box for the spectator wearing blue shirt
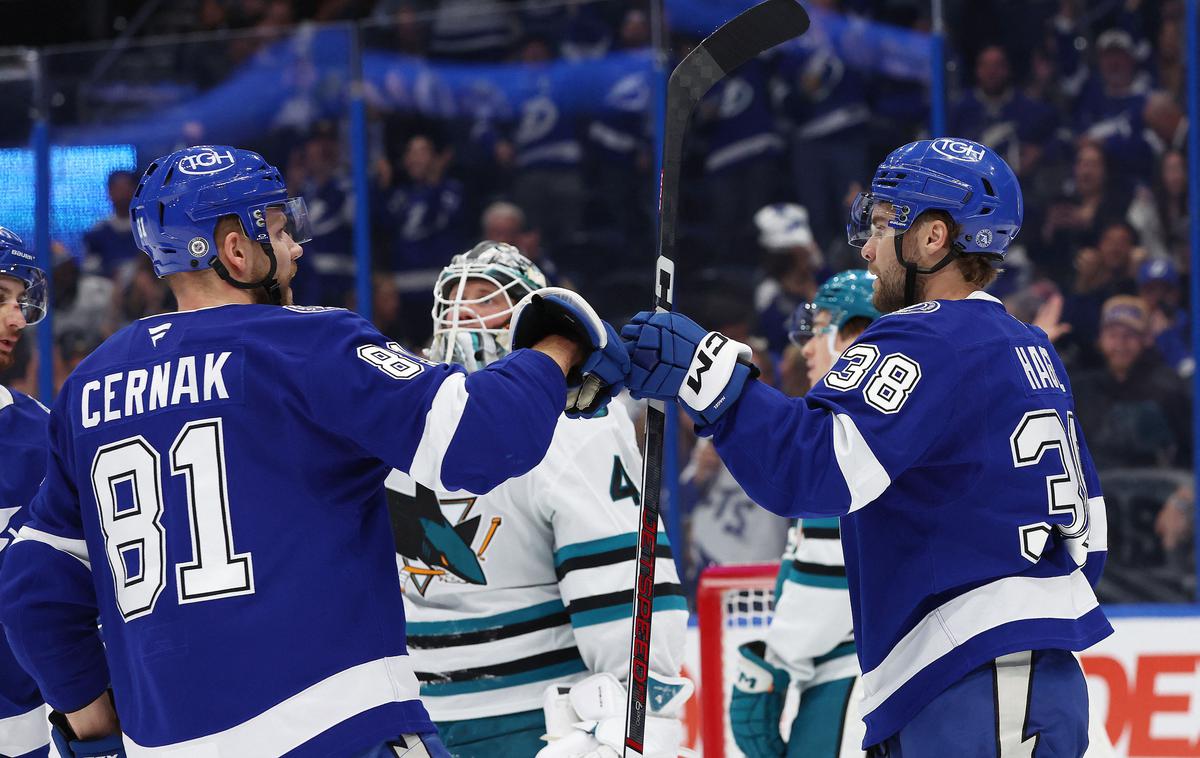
[775,2,871,252]
[376,131,466,273]
[289,123,356,305]
[949,45,1058,180]
[82,170,138,278]
[1060,220,1141,370]
[1075,29,1155,183]
[586,63,652,253]
[497,35,587,253]
[1137,257,1192,378]
[695,54,783,262]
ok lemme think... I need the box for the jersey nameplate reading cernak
[78,351,238,429]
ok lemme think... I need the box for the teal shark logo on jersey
[387,482,488,595]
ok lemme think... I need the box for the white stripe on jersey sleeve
[408,374,469,493]
[0,385,12,411]
[14,526,90,569]
[832,413,890,513]
[1087,496,1107,552]
[0,705,49,755]
[124,655,420,756]
[858,569,1099,718]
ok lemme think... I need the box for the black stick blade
[669,0,810,97]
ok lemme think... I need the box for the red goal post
[696,563,780,758]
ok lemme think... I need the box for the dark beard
[872,242,925,313]
[0,350,12,375]
[872,265,928,314]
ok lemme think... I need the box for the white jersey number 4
[91,417,254,621]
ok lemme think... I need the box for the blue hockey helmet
[788,270,880,346]
[0,227,48,325]
[130,146,312,286]
[847,138,1023,259]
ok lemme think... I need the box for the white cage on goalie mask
[428,241,547,372]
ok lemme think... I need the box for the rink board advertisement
[681,614,1200,757]
[1080,616,1200,758]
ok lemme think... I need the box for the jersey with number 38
[0,303,567,756]
[707,291,1112,747]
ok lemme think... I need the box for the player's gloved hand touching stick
[512,287,630,418]
[620,311,758,426]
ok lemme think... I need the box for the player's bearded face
[862,215,919,314]
[0,276,27,373]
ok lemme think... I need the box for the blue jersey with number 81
[706,291,1111,747]
[0,304,566,756]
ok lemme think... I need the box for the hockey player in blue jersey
[389,241,691,758]
[621,138,1111,756]
[731,270,880,758]
[0,145,629,758]
[0,228,51,758]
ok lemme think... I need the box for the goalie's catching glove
[511,287,629,418]
[536,671,697,758]
[729,641,789,758]
[620,311,757,426]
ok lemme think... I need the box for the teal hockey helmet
[788,270,881,346]
[814,270,881,328]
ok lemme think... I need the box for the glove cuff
[734,640,789,695]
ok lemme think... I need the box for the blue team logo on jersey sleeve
[883,302,942,317]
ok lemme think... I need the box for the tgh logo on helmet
[177,148,238,175]
[931,138,985,163]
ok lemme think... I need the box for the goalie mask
[429,241,548,372]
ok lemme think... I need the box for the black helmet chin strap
[211,240,283,305]
[893,232,960,307]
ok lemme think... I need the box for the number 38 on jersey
[823,343,922,415]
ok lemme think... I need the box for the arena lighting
[0,143,136,255]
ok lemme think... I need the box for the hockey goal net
[697,563,779,758]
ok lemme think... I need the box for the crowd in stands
[0,0,1193,602]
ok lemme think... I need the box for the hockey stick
[624,2,810,755]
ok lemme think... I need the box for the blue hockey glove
[729,641,788,758]
[49,711,127,758]
[511,287,629,418]
[620,311,756,426]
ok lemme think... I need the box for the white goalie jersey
[386,400,688,722]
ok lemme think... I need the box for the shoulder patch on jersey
[0,385,12,412]
[283,305,347,314]
[882,301,941,317]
